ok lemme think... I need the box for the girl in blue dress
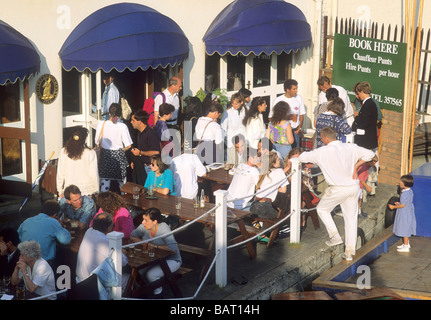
[388,175,416,252]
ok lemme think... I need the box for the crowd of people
[1,74,413,300]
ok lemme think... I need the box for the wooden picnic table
[203,167,233,185]
[123,244,184,298]
[121,186,256,260]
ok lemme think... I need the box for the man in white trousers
[298,127,375,260]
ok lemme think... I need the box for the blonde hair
[256,152,280,190]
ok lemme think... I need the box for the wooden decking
[312,226,431,300]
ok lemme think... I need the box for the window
[62,68,81,115]
[253,54,271,88]
[277,52,292,84]
[1,138,22,176]
[227,54,245,91]
[205,54,220,92]
[0,83,20,124]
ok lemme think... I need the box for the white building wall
[1,0,327,183]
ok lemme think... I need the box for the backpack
[142,92,166,127]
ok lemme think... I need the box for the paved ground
[168,182,398,300]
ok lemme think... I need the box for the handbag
[192,120,212,154]
[94,121,106,161]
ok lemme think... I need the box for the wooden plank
[272,291,333,300]
[178,243,211,257]
[313,227,395,284]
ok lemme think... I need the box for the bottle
[200,189,205,208]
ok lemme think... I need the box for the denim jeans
[273,143,292,160]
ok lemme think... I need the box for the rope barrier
[35,162,326,301]
[226,170,296,203]
[122,204,220,249]
[29,288,67,300]
[226,210,294,250]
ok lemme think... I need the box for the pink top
[90,207,134,239]
[357,163,369,190]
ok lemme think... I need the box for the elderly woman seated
[11,240,57,300]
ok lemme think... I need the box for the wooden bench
[178,243,211,258]
[128,266,193,298]
[177,243,212,282]
[229,209,287,249]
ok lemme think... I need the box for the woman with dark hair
[95,103,133,192]
[315,97,351,148]
[90,191,134,239]
[144,155,176,195]
[155,103,175,150]
[243,96,267,149]
[130,208,182,298]
[57,127,99,197]
[266,101,294,160]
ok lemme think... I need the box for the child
[357,155,378,218]
[388,175,416,252]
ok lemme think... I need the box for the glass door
[62,69,101,146]
[0,81,31,183]
[219,52,292,122]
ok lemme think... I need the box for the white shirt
[220,107,246,147]
[255,168,289,201]
[298,140,375,187]
[102,83,120,115]
[57,147,99,196]
[154,89,180,125]
[270,94,306,129]
[95,120,133,150]
[19,258,56,300]
[195,116,223,145]
[226,163,260,209]
[244,114,266,149]
[170,153,207,199]
[318,85,354,126]
[76,228,127,283]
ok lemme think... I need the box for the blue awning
[0,20,40,85]
[59,3,189,72]
[203,0,312,56]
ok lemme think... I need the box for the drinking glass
[175,197,181,210]
[133,186,140,200]
[16,284,25,300]
[147,185,154,196]
[193,196,200,209]
[148,244,155,258]
[128,245,135,258]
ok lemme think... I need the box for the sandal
[257,235,269,243]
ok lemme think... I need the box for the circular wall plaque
[36,74,59,104]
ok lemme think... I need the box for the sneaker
[325,236,343,247]
[397,243,410,249]
[397,243,410,250]
[342,252,353,261]
[397,245,410,252]
[358,210,368,218]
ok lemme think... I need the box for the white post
[214,189,227,288]
[96,70,102,120]
[108,231,124,300]
[290,158,302,243]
